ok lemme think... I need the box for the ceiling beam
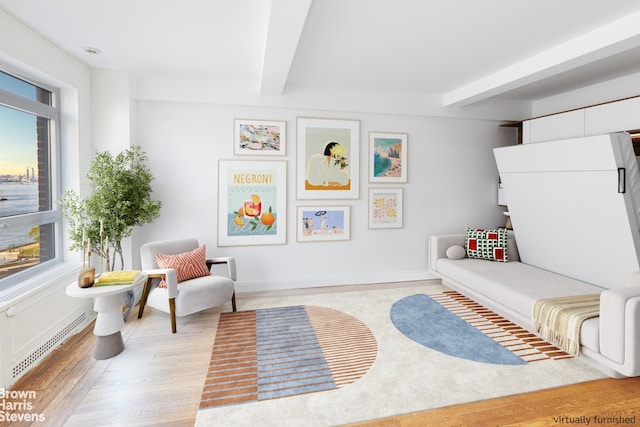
[443,10,640,107]
[259,0,312,95]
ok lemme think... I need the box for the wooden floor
[6,303,221,427]
[347,377,640,427]
[6,290,640,427]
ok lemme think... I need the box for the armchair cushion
[146,274,235,317]
[155,245,210,288]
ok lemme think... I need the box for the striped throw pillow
[155,245,211,288]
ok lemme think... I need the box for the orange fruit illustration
[261,211,275,226]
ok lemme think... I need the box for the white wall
[90,69,133,153]
[134,100,513,291]
[90,69,136,269]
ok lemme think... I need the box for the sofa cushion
[436,258,604,326]
[465,228,508,262]
[580,317,600,353]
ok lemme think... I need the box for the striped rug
[199,305,377,409]
[431,291,572,362]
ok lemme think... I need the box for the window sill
[0,262,78,309]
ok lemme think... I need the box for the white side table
[66,273,146,359]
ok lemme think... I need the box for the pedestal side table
[65,273,147,360]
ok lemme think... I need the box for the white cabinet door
[527,109,585,143]
[585,96,640,136]
[522,120,531,143]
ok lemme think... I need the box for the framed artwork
[297,205,351,242]
[234,119,286,155]
[296,117,359,199]
[369,132,408,183]
[217,160,287,246]
[368,188,403,229]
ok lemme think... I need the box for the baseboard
[236,269,437,293]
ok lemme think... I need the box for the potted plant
[61,145,162,275]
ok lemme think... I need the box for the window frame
[0,66,63,288]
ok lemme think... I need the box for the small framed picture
[368,188,403,229]
[297,205,351,242]
[234,119,286,155]
[369,132,408,183]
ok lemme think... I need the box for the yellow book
[94,270,141,286]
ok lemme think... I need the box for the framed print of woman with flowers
[296,117,359,199]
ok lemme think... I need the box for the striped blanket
[532,294,600,356]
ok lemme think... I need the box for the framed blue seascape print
[369,132,408,183]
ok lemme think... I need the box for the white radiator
[0,264,94,389]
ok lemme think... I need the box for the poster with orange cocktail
[217,160,287,246]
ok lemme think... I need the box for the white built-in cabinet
[585,96,640,136]
[522,96,640,144]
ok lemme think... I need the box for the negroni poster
[218,160,287,246]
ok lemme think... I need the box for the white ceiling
[2,0,640,107]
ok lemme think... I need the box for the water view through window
[0,70,57,282]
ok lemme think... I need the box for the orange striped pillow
[155,245,211,288]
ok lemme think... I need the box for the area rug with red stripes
[390,291,571,364]
[199,305,377,409]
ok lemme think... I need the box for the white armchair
[138,238,236,333]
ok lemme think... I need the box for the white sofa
[428,232,640,378]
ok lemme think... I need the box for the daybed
[428,132,640,378]
[428,232,640,378]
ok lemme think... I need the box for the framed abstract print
[234,119,286,156]
[368,187,403,229]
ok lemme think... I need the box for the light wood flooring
[6,302,220,427]
[6,284,640,426]
[347,377,640,427]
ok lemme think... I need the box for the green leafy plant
[61,145,161,271]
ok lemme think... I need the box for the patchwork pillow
[155,245,211,288]
[465,228,508,262]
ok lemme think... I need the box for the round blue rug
[390,293,526,365]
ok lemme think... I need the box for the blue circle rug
[390,293,570,365]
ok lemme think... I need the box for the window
[0,69,61,286]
